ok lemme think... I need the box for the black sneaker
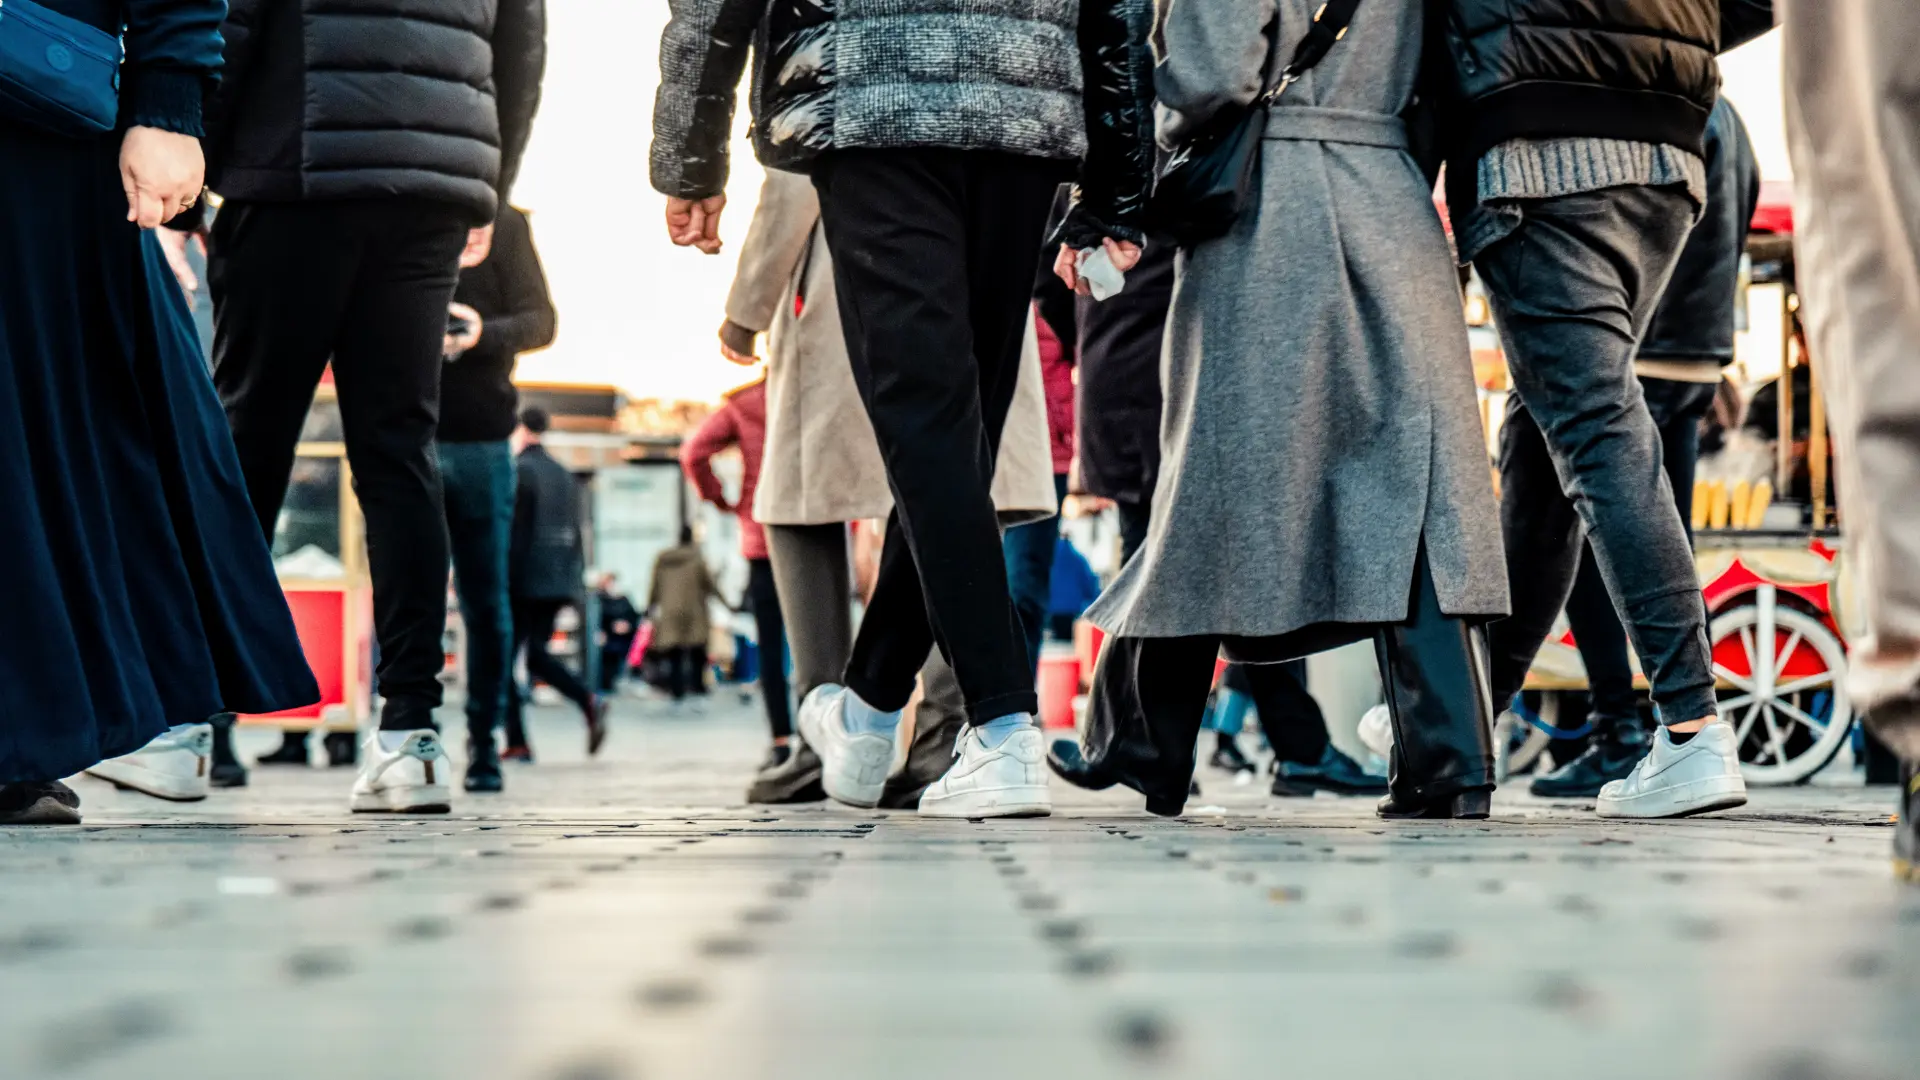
[0,781,81,825]
[1896,761,1919,885]
[1529,736,1650,799]
[1208,739,1255,774]
[254,731,310,766]
[1271,744,1388,797]
[748,744,826,805]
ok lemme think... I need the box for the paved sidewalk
[3,695,1914,1080]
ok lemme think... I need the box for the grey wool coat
[726,169,1059,527]
[1087,0,1508,640]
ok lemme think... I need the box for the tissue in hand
[1076,246,1127,301]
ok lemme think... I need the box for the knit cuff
[124,69,207,138]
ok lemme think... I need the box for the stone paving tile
[2,698,1915,1080]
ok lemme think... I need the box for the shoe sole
[350,785,452,814]
[1595,776,1747,820]
[84,764,209,802]
[796,699,891,809]
[918,786,1054,819]
[1271,778,1389,798]
[0,796,82,825]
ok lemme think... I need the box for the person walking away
[1533,98,1762,799]
[1780,0,1920,881]
[1051,0,1510,820]
[173,0,546,813]
[504,407,605,760]
[596,574,642,694]
[648,528,724,702]
[653,0,1155,818]
[437,205,558,792]
[681,379,793,766]
[0,0,319,824]
[1445,0,1776,818]
[1003,296,1079,676]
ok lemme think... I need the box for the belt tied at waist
[1263,106,1409,150]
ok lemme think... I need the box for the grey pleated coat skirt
[1088,0,1508,640]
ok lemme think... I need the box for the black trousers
[1562,376,1721,732]
[747,557,792,740]
[662,646,706,700]
[1220,660,1330,765]
[1085,547,1494,816]
[209,199,468,731]
[504,598,594,750]
[812,148,1062,723]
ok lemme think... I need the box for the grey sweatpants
[1784,1,1920,760]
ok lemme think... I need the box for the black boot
[1272,744,1388,797]
[1529,717,1651,798]
[325,731,358,768]
[1047,738,1118,791]
[1373,547,1497,820]
[208,713,249,789]
[1208,735,1255,774]
[749,743,827,805]
[465,732,504,793]
[1897,760,1919,885]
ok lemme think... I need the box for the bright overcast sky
[511,3,1790,404]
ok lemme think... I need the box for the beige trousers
[1783,0,1920,759]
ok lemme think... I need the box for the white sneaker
[918,723,1053,819]
[794,685,895,809]
[349,730,452,814]
[1357,704,1395,759]
[1595,722,1748,819]
[85,724,212,801]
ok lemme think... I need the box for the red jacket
[1035,307,1076,476]
[681,380,770,559]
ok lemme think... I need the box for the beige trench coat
[727,170,1057,527]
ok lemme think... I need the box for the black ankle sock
[1668,727,1699,745]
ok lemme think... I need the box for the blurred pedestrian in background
[1460,0,1775,819]
[718,169,1064,807]
[1054,0,1507,820]
[0,0,317,824]
[681,379,791,766]
[505,407,605,761]
[596,574,642,694]
[1002,292,1078,677]
[1047,537,1101,645]
[647,526,724,703]
[174,0,547,814]
[439,205,557,793]
[1780,0,1920,881]
[1536,98,1761,800]
[655,0,1154,818]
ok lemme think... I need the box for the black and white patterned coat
[650,0,1156,243]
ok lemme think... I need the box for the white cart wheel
[1709,585,1853,786]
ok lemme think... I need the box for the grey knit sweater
[1458,137,1706,263]
[653,0,1134,199]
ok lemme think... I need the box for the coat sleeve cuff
[124,69,207,138]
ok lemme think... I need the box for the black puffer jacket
[651,0,1156,244]
[1441,0,1776,158]
[1639,98,1761,363]
[202,0,547,224]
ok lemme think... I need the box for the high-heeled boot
[1373,548,1497,819]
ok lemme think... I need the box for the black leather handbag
[0,0,122,138]
[1148,0,1364,247]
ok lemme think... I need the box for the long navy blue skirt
[0,120,319,783]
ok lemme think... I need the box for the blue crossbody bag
[0,0,122,137]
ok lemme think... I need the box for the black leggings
[747,557,792,740]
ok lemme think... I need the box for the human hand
[667,195,727,254]
[718,319,757,364]
[1054,238,1143,296]
[120,126,205,229]
[460,225,495,269]
[444,302,483,356]
[155,227,206,300]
